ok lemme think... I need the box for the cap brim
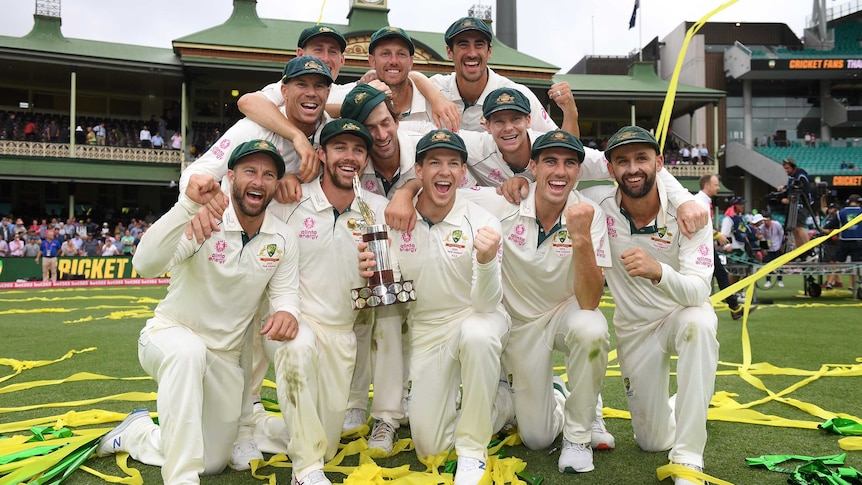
[531,142,584,161]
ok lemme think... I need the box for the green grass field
[1,276,861,484]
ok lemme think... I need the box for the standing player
[583,126,719,485]
[429,17,559,132]
[359,130,509,485]
[694,174,754,319]
[97,140,301,485]
[823,193,862,264]
[461,130,611,474]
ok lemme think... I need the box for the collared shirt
[390,194,503,326]
[457,129,546,188]
[583,179,714,334]
[39,239,61,257]
[267,177,390,329]
[430,68,558,133]
[358,129,423,199]
[133,195,301,354]
[461,185,610,322]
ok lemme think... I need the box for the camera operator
[776,157,816,260]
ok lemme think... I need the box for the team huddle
[96,18,719,485]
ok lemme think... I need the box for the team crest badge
[557,230,568,243]
[266,244,276,257]
[354,92,368,103]
[549,131,567,141]
[431,131,451,143]
[451,230,462,243]
[305,60,323,71]
[496,93,515,105]
[342,122,361,131]
[657,226,668,238]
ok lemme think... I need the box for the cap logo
[461,19,476,28]
[386,26,399,32]
[616,130,638,141]
[495,93,515,105]
[317,26,334,33]
[341,122,361,131]
[305,60,323,71]
[431,131,451,143]
[254,140,273,150]
[549,132,567,141]
[354,92,368,103]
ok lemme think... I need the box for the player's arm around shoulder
[654,220,714,306]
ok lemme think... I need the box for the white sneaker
[398,395,410,427]
[590,413,615,450]
[291,468,331,485]
[454,456,489,485]
[96,409,151,457]
[673,462,704,485]
[367,420,396,455]
[778,281,785,288]
[229,440,263,471]
[762,281,773,289]
[342,407,367,432]
[552,376,569,400]
[558,438,594,473]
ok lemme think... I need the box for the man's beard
[618,171,656,199]
[232,183,269,218]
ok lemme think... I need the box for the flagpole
[638,0,643,61]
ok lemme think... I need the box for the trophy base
[351,280,415,310]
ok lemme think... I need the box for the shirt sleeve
[259,82,285,106]
[265,227,302,322]
[653,224,713,307]
[132,195,200,277]
[470,216,503,313]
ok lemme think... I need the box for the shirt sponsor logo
[364,179,377,192]
[399,231,416,253]
[507,223,526,247]
[488,168,505,184]
[695,243,713,268]
[209,238,227,264]
[606,216,617,238]
[299,217,318,239]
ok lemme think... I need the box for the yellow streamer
[0,348,96,383]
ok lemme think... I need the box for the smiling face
[228,153,279,218]
[363,103,400,162]
[415,148,466,216]
[606,143,663,200]
[530,147,581,210]
[281,74,330,134]
[446,31,491,83]
[368,38,413,88]
[486,110,531,156]
[297,37,345,78]
[319,133,369,191]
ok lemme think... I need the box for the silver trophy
[350,174,415,310]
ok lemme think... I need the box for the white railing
[664,165,716,177]
[0,140,183,164]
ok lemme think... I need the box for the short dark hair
[782,157,797,169]
[699,173,717,190]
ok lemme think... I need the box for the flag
[629,0,639,29]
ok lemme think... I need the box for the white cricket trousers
[347,305,407,425]
[408,309,509,461]
[131,319,244,484]
[504,302,609,449]
[264,318,356,479]
[615,302,719,468]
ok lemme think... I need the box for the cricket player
[429,16,559,132]
[461,130,611,474]
[359,129,508,485]
[582,126,719,485]
[96,139,301,485]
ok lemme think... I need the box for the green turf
[1,276,860,484]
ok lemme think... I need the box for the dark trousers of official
[713,252,739,309]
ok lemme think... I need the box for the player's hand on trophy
[357,241,378,279]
